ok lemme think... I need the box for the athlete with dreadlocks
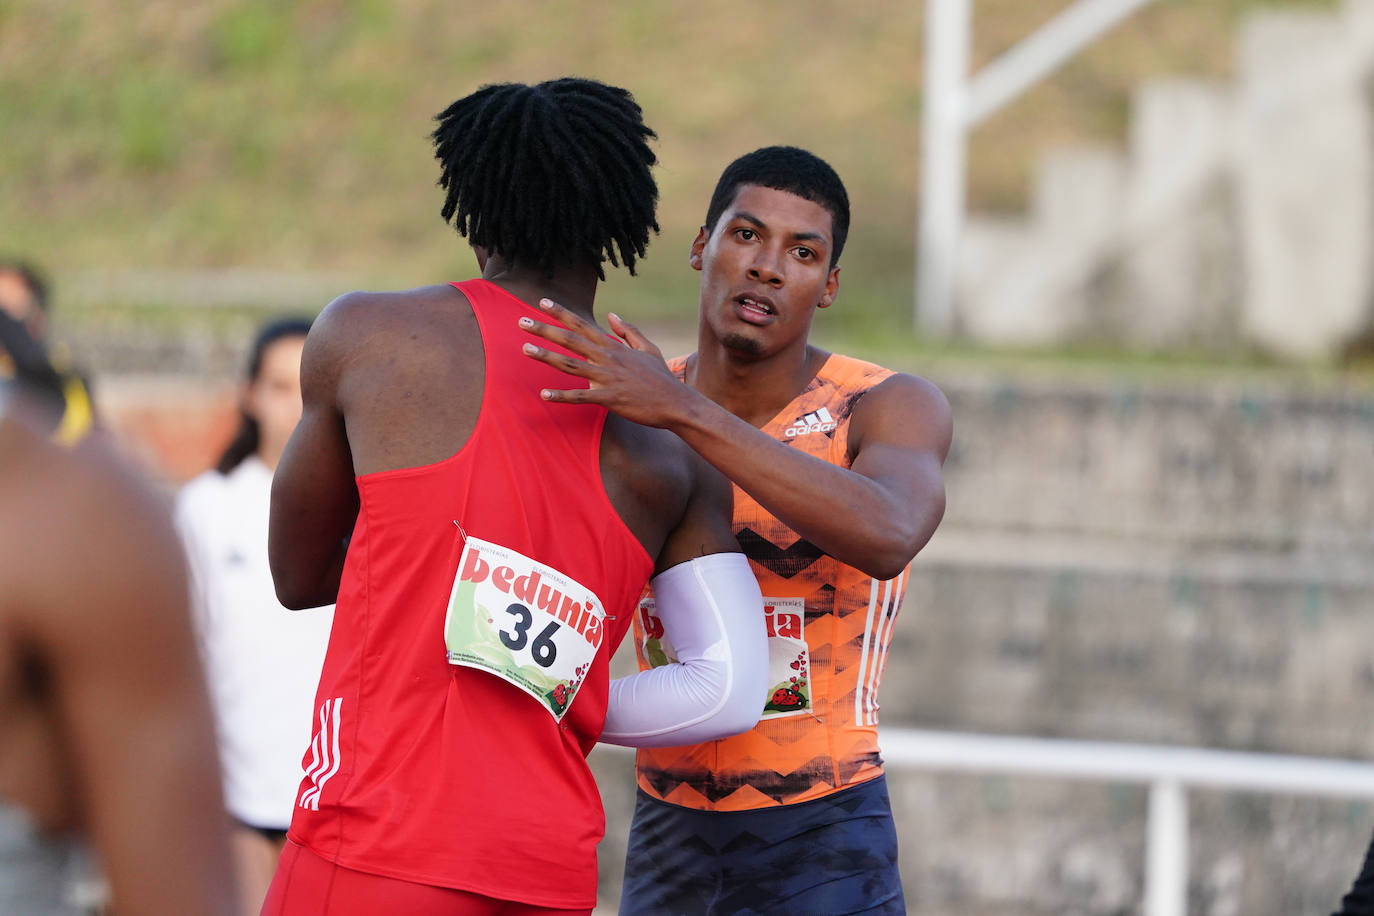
[262,78,767,915]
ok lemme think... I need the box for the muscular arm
[664,372,949,580]
[602,450,768,746]
[9,433,236,915]
[522,302,952,580]
[269,298,360,609]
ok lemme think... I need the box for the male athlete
[265,79,766,916]
[0,325,236,914]
[523,146,952,914]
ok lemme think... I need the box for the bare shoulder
[601,414,736,573]
[869,370,949,413]
[307,285,482,407]
[602,414,695,504]
[849,369,953,457]
[311,284,477,363]
[318,284,471,326]
[599,414,707,561]
[0,418,186,643]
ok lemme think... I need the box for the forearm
[276,539,348,609]
[269,509,353,608]
[601,553,766,747]
[516,304,946,576]
[670,395,934,577]
[268,434,358,609]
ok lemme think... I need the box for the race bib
[445,536,605,722]
[637,595,811,719]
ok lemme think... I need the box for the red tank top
[288,280,653,909]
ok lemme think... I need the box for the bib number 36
[499,605,559,667]
[444,535,605,722]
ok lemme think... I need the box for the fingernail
[540,389,552,400]
[518,317,532,328]
[522,343,537,354]
[609,312,620,322]
[539,299,553,309]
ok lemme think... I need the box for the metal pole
[1145,779,1188,916]
[915,0,970,337]
[965,0,1158,127]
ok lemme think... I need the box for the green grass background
[0,0,1339,353]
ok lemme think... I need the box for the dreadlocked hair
[432,77,659,279]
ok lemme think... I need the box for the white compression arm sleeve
[601,552,767,748]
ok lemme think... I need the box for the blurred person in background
[0,260,50,342]
[0,316,237,914]
[523,145,951,915]
[175,316,332,916]
[0,258,95,444]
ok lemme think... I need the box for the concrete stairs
[957,0,1374,361]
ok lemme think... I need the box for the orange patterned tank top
[632,352,910,811]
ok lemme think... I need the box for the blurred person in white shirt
[175,316,333,916]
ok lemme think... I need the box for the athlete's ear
[818,265,840,309]
[688,226,708,272]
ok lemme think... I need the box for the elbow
[858,537,922,582]
[274,582,319,611]
[681,663,766,743]
[269,549,340,610]
[717,704,763,739]
[271,567,326,610]
[691,701,761,743]
[859,497,946,580]
[714,668,768,739]
[862,554,913,583]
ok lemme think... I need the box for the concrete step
[938,373,1374,556]
[890,548,1374,760]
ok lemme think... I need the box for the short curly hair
[704,146,850,267]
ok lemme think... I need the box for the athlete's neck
[686,340,831,429]
[479,256,599,323]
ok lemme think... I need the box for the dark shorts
[618,774,904,916]
[233,816,287,846]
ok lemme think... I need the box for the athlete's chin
[720,333,765,357]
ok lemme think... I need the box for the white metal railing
[594,727,1374,914]
[879,728,1374,916]
[917,0,1158,336]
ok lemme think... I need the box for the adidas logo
[784,407,836,437]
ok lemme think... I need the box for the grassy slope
[0,0,1338,340]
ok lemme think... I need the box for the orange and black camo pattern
[632,353,911,812]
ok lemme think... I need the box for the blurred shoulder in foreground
[0,378,236,915]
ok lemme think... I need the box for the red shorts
[260,840,591,916]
